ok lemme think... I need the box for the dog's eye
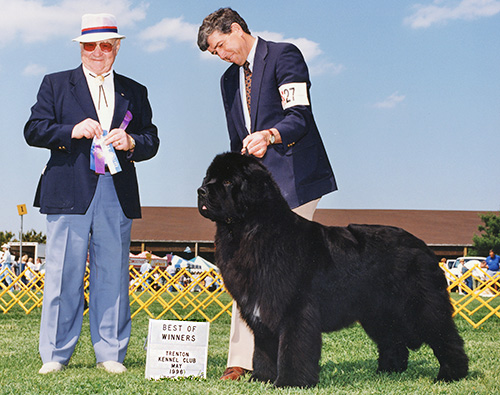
[223,180,232,187]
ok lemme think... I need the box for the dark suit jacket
[24,65,159,219]
[221,38,337,209]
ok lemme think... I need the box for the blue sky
[1,0,500,234]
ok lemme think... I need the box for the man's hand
[105,128,134,151]
[241,128,280,158]
[71,118,103,139]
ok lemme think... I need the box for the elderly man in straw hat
[25,13,159,374]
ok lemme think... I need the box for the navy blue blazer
[24,65,159,219]
[221,38,337,209]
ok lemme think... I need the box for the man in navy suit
[25,14,159,374]
[198,8,337,380]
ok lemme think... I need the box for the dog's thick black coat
[198,153,468,388]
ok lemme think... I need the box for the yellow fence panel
[0,267,44,314]
[440,262,500,328]
[0,266,232,322]
[2,263,499,328]
[129,267,232,322]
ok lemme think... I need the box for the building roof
[132,207,215,243]
[132,207,490,247]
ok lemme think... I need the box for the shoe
[220,366,248,380]
[97,361,127,374]
[39,362,64,374]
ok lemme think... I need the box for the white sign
[145,319,210,380]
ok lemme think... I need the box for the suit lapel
[70,66,98,120]
[112,73,130,129]
[225,65,247,141]
[250,38,268,132]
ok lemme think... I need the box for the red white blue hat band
[73,14,125,43]
[82,26,119,35]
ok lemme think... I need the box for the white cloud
[255,31,323,63]
[374,92,406,109]
[23,63,47,76]
[0,0,147,46]
[135,18,344,76]
[255,31,345,77]
[309,61,346,76]
[138,17,198,52]
[405,0,500,28]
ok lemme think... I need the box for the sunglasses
[82,42,115,53]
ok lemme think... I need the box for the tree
[471,212,500,256]
[22,229,47,244]
[0,231,15,245]
[12,229,47,244]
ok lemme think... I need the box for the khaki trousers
[226,198,320,370]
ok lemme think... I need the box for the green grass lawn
[0,295,499,395]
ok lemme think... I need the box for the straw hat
[73,13,125,43]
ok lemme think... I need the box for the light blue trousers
[39,173,132,365]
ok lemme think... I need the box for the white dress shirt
[83,65,115,132]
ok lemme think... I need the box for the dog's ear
[240,164,280,204]
[239,176,249,194]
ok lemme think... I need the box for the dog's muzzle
[197,186,209,214]
[197,186,207,198]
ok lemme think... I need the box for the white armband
[279,82,310,110]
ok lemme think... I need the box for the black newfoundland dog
[198,152,468,388]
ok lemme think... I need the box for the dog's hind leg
[360,317,409,374]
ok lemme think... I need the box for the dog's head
[197,152,287,224]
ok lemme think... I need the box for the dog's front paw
[250,370,276,384]
[273,376,316,389]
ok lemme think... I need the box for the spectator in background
[12,255,19,276]
[485,249,500,290]
[140,259,153,290]
[0,244,13,290]
[13,255,29,288]
[20,255,28,274]
[26,257,36,283]
[33,257,43,290]
[21,255,29,285]
[35,257,43,273]
[458,258,473,291]
[166,262,177,292]
[485,249,500,276]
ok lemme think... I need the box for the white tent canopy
[170,255,190,269]
[189,256,219,272]
[129,251,170,267]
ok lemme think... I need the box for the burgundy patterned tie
[243,61,252,114]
